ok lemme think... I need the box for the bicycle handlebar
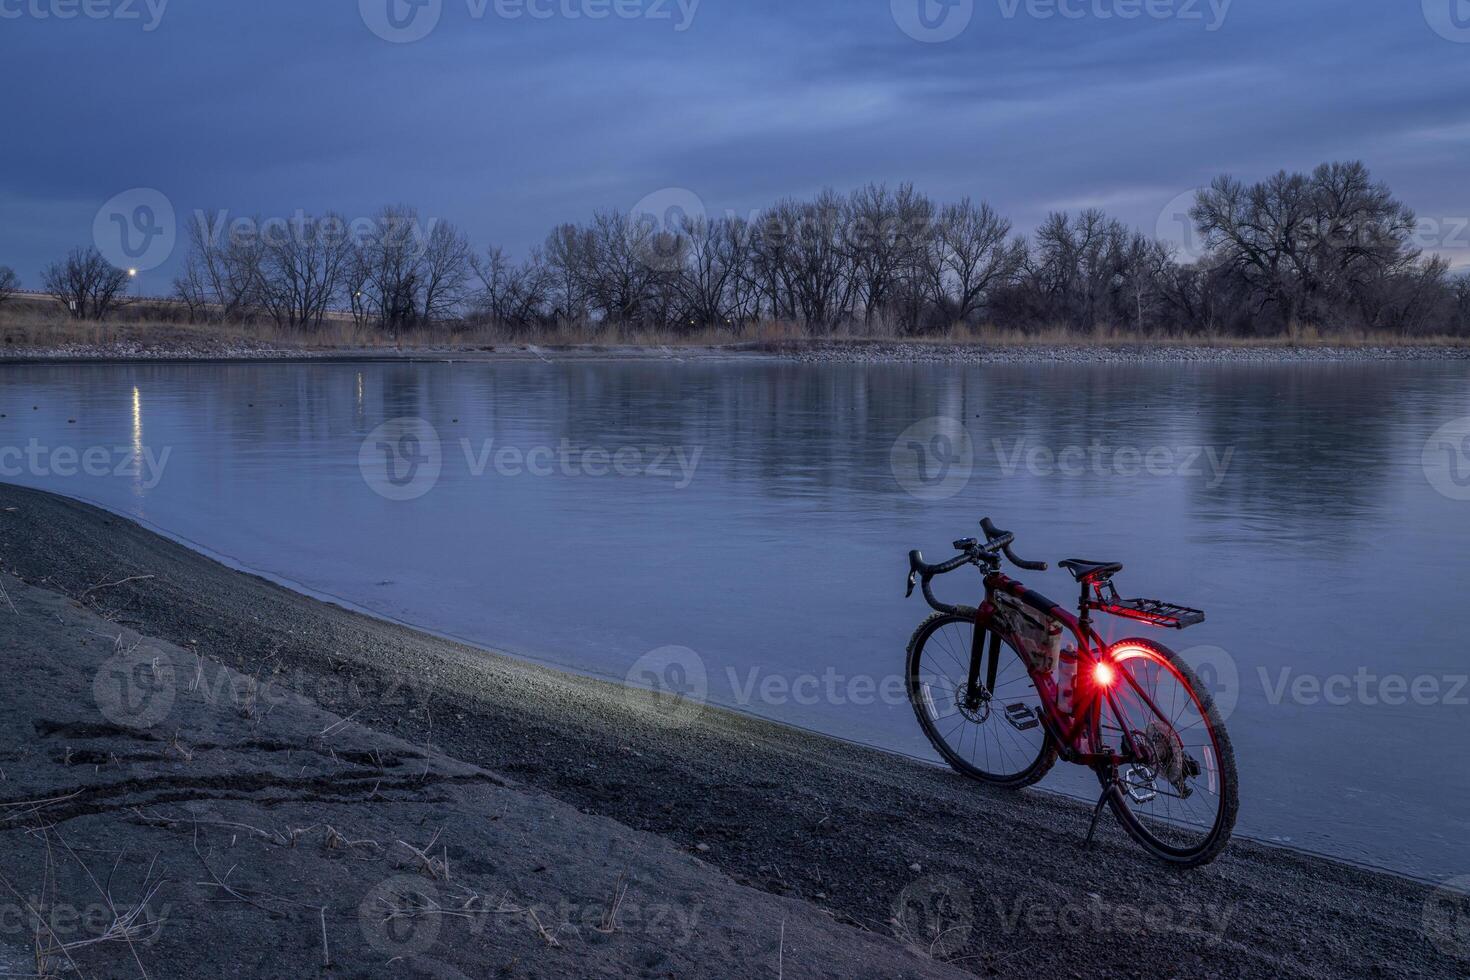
[980,518,1049,572]
[906,518,1049,612]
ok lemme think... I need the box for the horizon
[2,0,1469,293]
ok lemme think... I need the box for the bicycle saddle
[1059,559,1124,583]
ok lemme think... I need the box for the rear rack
[1089,583,1205,630]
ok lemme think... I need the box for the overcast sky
[3,0,1468,291]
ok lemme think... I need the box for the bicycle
[905,519,1238,867]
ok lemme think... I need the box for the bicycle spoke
[914,617,1047,781]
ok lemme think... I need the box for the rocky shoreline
[4,339,1469,364]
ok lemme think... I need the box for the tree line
[18,161,1470,337]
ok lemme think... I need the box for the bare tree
[257,213,353,331]
[0,266,18,308]
[677,215,747,330]
[762,191,856,329]
[42,247,131,320]
[580,210,669,326]
[172,213,265,321]
[360,205,425,337]
[925,198,1019,328]
[419,220,473,324]
[473,245,553,330]
[1193,161,1428,333]
[543,223,591,324]
[845,183,933,327]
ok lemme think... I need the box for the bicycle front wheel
[1097,638,1239,867]
[907,611,1057,789]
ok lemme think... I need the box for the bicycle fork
[964,615,1001,710]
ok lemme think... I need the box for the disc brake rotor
[954,686,991,724]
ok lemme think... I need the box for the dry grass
[2,307,1466,352]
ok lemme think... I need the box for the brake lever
[906,569,918,598]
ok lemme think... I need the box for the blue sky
[2,0,1468,292]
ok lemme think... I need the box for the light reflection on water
[3,358,1468,879]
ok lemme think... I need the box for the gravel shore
[0,483,1462,977]
[5,339,1469,364]
[771,340,1470,364]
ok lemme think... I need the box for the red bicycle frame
[976,571,1123,767]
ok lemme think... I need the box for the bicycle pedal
[1003,703,1039,732]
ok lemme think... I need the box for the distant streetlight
[128,268,138,296]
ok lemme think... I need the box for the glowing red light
[1094,662,1117,687]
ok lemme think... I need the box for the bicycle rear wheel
[1096,638,1238,867]
[907,611,1056,788]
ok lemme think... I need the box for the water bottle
[1057,647,1078,714]
[1044,621,1063,675]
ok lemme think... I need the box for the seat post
[1078,580,1092,632]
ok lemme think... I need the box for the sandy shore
[0,483,1462,977]
[5,339,1470,365]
